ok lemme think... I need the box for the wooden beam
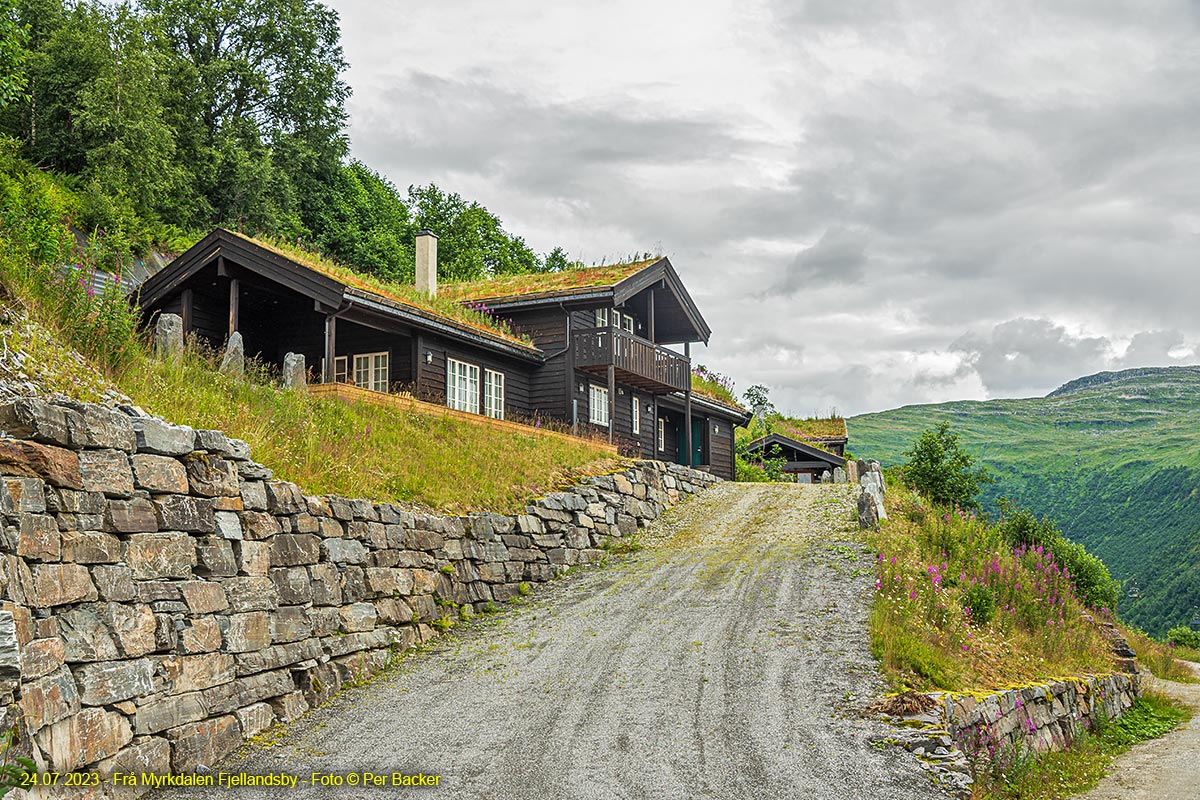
[323,314,337,383]
[228,278,240,338]
[684,341,692,467]
[647,287,655,342]
[607,364,616,444]
[181,288,193,335]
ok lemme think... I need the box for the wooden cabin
[742,433,847,483]
[137,229,750,479]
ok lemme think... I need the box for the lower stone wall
[889,671,1140,796]
[0,396,719,796]
[941,672,1140,755]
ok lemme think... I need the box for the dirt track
[1076,661,1200,800]
[173,483,942,799]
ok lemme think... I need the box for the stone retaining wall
[0,396,718,795]
[941,671,1140,755]
[890,671,1141,796]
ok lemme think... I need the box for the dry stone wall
[0,396,718,795]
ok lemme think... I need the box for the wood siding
[416,333,533,419]
[508,308,569,418]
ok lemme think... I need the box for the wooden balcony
[572,326,690,393]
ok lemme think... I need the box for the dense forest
[0,0,573,280]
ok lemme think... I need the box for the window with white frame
[622,313,634,333]
[353,352,389,393]
[483,369,505,419]
[657,418,665,452]
[447,358,480,413]
[595,307,610,328]
[632,396,640,434]
[333,356,348,383]
[589,384,610,426]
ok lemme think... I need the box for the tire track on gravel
[170,483,943,800]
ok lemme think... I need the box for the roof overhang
[139,229,542,362]
[744,433,846,467]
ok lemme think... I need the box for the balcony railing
[572,326,690,393]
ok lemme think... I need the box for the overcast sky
[328,0,1200,417]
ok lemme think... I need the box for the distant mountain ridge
[1047,365,1200,398]
[848,366,1200,636]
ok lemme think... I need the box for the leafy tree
[309,161,414,281]
[408,183,542,280]
[901,422,993,512]
[543,246,570,273]
[1167,626,1200,649]
[744,383,775,433]
[0,0,28,108]
[144,0,349,233]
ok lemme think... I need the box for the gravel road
[1076,661,1200,800]
[176,482,942,800]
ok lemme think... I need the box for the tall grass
[1120,627,1200,684]
[869,486,1117,691]
[117,346,618,512]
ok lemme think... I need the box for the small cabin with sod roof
[137,228,751,479]
[742,432,848,483]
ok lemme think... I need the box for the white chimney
[415,229,438,297]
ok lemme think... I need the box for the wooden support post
[181,288,193,337]
[323,314,337,384]
[228,278,239,338]
[647,287,655,342]
[684,341,693,467]
[607,364,616,444]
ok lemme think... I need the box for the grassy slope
[117,350,617,513]
[849,367,1200,636]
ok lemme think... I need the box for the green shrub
[963,583,996,625]
[900,422,993,511]
[1167,626,1200,650]
[998,504,1120,613]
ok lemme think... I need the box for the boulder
[37,706,132,772]
[125,532,196,580]
[857,490,880,531]
[79,449,134,497]
[30,564,98,607]
[184,453,240,497]
[154,313,184,360]
[282,352,306,391]
[133,417,195,457]
[61,531,121,563]
[219,331,245,377]
[104,498,159,533]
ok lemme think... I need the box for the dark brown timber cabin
[742,433,847,483]
[138,228,750,479]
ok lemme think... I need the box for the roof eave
[345,288,543,363]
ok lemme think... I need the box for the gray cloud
[330,0,1200,416]
[773,227,869,294]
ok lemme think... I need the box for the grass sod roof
[774,415,847,441]
[225,231,538,351]
[438,258,661,304]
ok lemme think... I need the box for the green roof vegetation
[439,258,659,303]
[226,232,536,350]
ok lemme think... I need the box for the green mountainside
[848,366,1200,637]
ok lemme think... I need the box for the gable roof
[138,229,542,361]
[743,433,847,467]
[439,256,713,344]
